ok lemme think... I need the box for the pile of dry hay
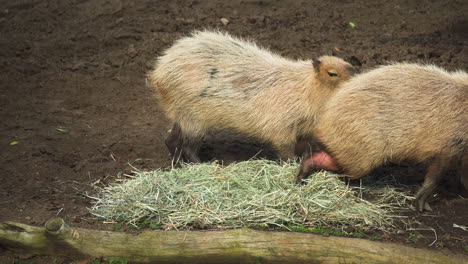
[89,160,413,231]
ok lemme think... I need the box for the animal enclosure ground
[0,0,467,263]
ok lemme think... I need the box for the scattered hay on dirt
[88,160,413,231]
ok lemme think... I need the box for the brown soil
[0,0,467,263]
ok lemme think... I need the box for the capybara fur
[148,30,358,162]
[296,63,468,212]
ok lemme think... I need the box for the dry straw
[89,160,412,231]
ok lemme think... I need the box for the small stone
[220,17,230,26]
[70,62,85,71]
[128,44,137,58]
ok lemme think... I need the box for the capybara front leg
[294,138,311,157]
[165,123,202,163]
[165,123,184,163]
[296,151,314,184]
[181,135,202,163]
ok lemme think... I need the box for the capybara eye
[328,72,339,77]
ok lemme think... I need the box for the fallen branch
[0,218,465,263]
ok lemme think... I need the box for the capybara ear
[347,55,362,67]
[312,57,321,73]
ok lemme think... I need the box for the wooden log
[0,218,465,263]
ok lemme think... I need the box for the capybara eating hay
[296,62,468,212]
[148,30,358,162]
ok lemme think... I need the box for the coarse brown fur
[297,62,468,211]
[148,30,358,162]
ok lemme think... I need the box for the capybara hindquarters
[297,63,468,211]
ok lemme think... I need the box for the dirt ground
[1,0,467,263]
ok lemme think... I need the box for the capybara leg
[181,134,202,163]
[165,123,184,162]
[460,154,468,191]
[294,139,311,157]
[296,151,314,184]
[415,157,451,212]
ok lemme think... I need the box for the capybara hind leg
[415,157,451,212]
[273,139,298,161]
[276,148,295,161]
[165,123,184,162]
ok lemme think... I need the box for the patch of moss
[108,259,129,264]
[285,224,347,236]
[108,223,124,231]
[86,258,128,264]
[408,232,418,243]
[285,224,382,241]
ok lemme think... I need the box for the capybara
[296,62,468,212]
[148,30,358,162]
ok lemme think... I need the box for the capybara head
[312,55,359,90]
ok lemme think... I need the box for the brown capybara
[148,30,358,162]
[296,62,468,212]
